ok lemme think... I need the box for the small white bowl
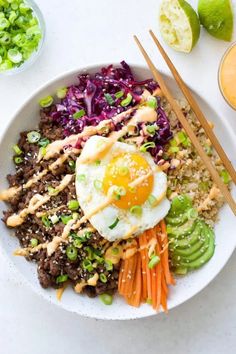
[0,0,45,75]
[0,64,235,320]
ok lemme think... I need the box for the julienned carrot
[144,232,152,301]
[159,220,176,286]
[124,254,138,296]
[126,253,142,307]
[138,234,148,301]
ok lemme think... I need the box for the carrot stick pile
[118,220,175,312]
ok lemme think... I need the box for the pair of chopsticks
[134,31,236,216]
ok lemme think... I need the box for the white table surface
[0,1,235,353]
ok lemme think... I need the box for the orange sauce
[219,43,236,110]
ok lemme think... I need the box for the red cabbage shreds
[46,61,159,136]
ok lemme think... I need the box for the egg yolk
[103,152,154,209]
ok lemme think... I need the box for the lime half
[198,0,234,42]
[159,0,200,53]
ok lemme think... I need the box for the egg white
[75,135,170,241]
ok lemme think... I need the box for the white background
[0,0,235,353]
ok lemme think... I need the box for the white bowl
[0,64,235,320]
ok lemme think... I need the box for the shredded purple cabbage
[44,61,173,161]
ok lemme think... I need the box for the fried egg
[75,135,170,241]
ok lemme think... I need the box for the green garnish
[121,93,132,107]
[13,144,23,155]
[7,48,22,63]
[104,93,114,106]
[112,186,126,200]
[115,90,124,99]
[73,109,85,119]
[148,255,160,269]
[168,146,179,153]
[30,238,38,247]
[146,125,157,135]
[39,96,54,108]
[140,142,155,152]
[148,194,157,207]
[169,138,178,147]
[99,273,107,283]
[109,217,120,229]
[61,215,73,225]
[47,186,58,196]
[68,160,76,170]
[66,245,78,261]
[177,131,187,143]
[99,293,113,305]
[49,214,59,225]
[27,131,41,143]
[14,156,23,164]
[38,137,50,147]
[220,169,230,184]
[68,200,80,211]
[118,166,129,176]
[41,215,51,228]
[204,144,213,156]
[82,259,94,272]
[56,274,68,284]
[56,87,68,99]
[130,205,142,216]
[39,146,47,157]
[112,247,119,255]
[95,159,101,166]
[94,179,103,191]
[147,96,157,109]
[77,174,86,182]
[105,260,113,271]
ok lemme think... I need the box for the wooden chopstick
[149,29,236,185]
[134,35,236,216]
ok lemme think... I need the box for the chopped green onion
[112,247,119,255]
[168,146,179,154]
[56,87,68,99]
[41,215,51,228]
[99,273,107,283]
[146,299,152,305]
[68,200,79,211]
[73,109,85,119]
[47,186,58,196]
[94,179,103,191]
[14,156,23,164]
[130,205,142,216]
[121,93,132,107]
[27,131,41,144]
[13,144,23,155]
[85,246,94,260]
[182,137,191,147]
[199,181,209,191]
[7,48,22,63]
[204,144,213,156]
[105,260,113,271]
[82,259,94,272]
[30,238,38,247]
[220,169,230,184]
[147,96,157,109]
[39,147,47,157]
[72,212,79,220]
[177,131,187,143]
[104,93,114,106]
[148,194,157,207]
[99,293,113,305]
[73,238,83,248]
[0,17,9,30]
[140,142,155,152]
[95,159,101,166]
[169,138,178,147]
[9,11,17,24]
[112,186,126,200]
[77,174,86,182]
[118,166,129,176]
[148,255,160,269]
[38,137,50,147]
[56,274,68,284]
[61,215,73,225]
[109,217,120,229]
[115,90,124,99]
[39,96,54,108]
[146,124,157,135]
[0,31,11,45]
[68,160,76,170]
[49,214,59,225]
[66,245,78,261]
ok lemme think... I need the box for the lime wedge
[198,0,234,42]
[159,0,200,53]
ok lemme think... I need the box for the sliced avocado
[167,219,196,239]
[181,231,215,270]
[167,194,192,218]
[170,236,205,257]
[170,221,204,249]
[166,207,198,226]
[173,233,209,262]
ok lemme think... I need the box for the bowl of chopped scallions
[0,0,45,74]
